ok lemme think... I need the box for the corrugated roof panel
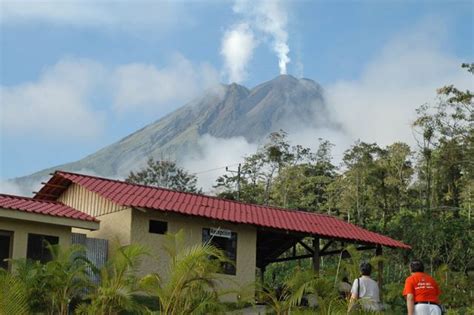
[0,194,98,222]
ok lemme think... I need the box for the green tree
[272,139,337,212]
[215,130,300,204]
[335,142,383,225]
[127,158,201,193]
[413,63,473,214]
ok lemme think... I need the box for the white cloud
[1,54,221,141]
[0,179,42,197]
[1,59,106,140]
[221,23,257,83]
[326,23,473,147]
[0,1,188,33]
[112,53,220,113]
[182,134,258,192]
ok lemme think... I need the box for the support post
[312,236,320,274]
[376,245,383,302]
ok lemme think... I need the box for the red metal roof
[0,193,98,222]
[35,171,409,249]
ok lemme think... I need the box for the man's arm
[348,292,358,312]
[406,293,415,315]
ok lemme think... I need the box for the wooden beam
[41,182,68,189]
[264,244,379,264]
[312,237,320,274]
[267,253,313,264]
[297,240,314,254]
[264,237,300,261]
[376,245,383,302]
[33,192,58,198]
[319,240,334,255]
[321,245,376,257]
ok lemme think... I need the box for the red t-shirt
[403,272,441,303]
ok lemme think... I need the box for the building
[0,193,99,270]
[33,170,410,301]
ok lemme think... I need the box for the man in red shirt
[403,260,442,315]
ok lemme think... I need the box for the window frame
[26,233,59,263]
[202,227,237,275]
[148,220,168,235]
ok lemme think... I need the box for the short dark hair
[360,262,372,276]
[410,260,424,272]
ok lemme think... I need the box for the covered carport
[254,211,410,300]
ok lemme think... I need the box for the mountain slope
[11,75,338,192]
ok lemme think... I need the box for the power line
[192,163,241,175]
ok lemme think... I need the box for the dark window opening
[202,228,237,275]
[27,233,59,263]
[0,230,13,270]
[149,220,168,234]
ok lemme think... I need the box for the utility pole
[226,164,242,200]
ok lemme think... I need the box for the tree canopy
[126,158,201,193]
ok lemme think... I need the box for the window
[149,220,168,234]
[0,230,13,270]
[202,228,237,275]
[27,233,59,263]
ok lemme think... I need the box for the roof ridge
[55,170,333,218]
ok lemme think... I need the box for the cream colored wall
[58,183,125,217]
[72,208,133,256]
[130,209,257,302]
[0,217,71,262]
[59,183,133,255]
[57,184,257,301]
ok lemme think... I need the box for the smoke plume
[223,0,291,81]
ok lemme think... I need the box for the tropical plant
[11,258,51,313]
[140,230,230,315]
[9,244,92,315]
[43,244,93,315]
[0,270,29,315]
[77,244,148,315]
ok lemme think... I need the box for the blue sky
[1,0,473,182]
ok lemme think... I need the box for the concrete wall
[130,209,257,302]
[0,217,71,262]
[58,184,258,301]
[72,208,133,255]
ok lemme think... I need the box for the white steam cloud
[221,23,256,83]
[222,0,291,82]
[182,134,258,191]
[326,22,472,147]
[234,0,290,74]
